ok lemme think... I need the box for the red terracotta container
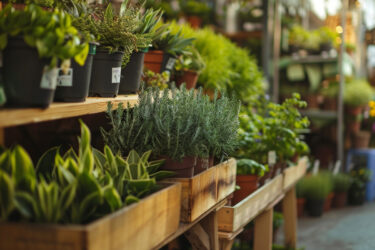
[144,50,164,73]
[160,156,196,178]
[233,175,258,205]
[346,106,362,116]
[194,157,209,175]
[297,198,306,217]
[332,192,347,208]
[176,70,199,89]
[351,131,371,149]
[187,16,202,28]
[347,121,361,134]
[324,192,334,212]
[323,97,337,110]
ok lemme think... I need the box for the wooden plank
[218,174,283,232]
[168,159,236,222]
[0,183,180,250]
[185,224,210,250]
[201,211,219,250]
[219,239,234,250]
[254,208,273,250]
[283,157,308,191]
[282,187,297,248]
[0,95,138,128]
[218,228,243,241]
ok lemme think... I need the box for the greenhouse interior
[0,0,375,249]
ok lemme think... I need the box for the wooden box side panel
[87,183,182,250]
[231,175,283,232]
[217,207,235,232]
[216,158,237,201]
[0,223,85,250]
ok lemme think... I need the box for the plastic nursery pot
[144,50,164,73]
[194,157,209,175]
[54,43,96,102]
[3,36,57,108]
[306,199,325,217]
[351,131,371,149]
[332,192,347,208]
[89,50,124,97]
[187,16,202,28]
[289,45,300,55]
[297,198,306,217]
[118,51,144,94]
[323,192,334,212]
[232,175,259,205]
[323,97,337,111]
[160,156,196,178]
[176,70,199,89]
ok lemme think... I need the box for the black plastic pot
[306,199,325,217]
[348,186,366,206]
[118,51,144,94]
[54,44,96,102]
[3,37,57,108]
[89,50,124,97]
[161,53,177,73]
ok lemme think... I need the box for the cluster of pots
[1,36,186,108]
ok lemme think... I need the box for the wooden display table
[218,157,308,250]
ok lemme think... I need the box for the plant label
[57,68,73,87]
[312,160,320,175]
[40,66,58,90]
[165,58,176,71]
[333,161,341,175]
[112,67,121,84]
[268,151,276,165]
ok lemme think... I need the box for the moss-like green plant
[344,79,374,107]
[299,174,332,201]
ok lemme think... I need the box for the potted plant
[320,171,334,212]
[144,25,194,73]
[0,4,89,107]
[320,81,338,110]
[344,79,374,116]
[318,27,337,52]
[302,174,332,217]
[77,1,140,97]
[348,167,371,205]
[174,47,205,89]
[305,31,321,55]
[142,69,171,89]
[296,180,306,217]
[119,7,162,94]
[232,159,268,205]
[181,0,211,28]
[332,173,352,208]
[288,25,308,54]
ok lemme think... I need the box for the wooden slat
[283,157,308,191]
[0,183,180,250]
[0,95,138,128]
[254,208,273,250]
[218,174,284,232]
[201,211,219,250]
[282,187,297,248]
[184,224,210,250]
[216,158,236,201]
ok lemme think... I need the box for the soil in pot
[89,50,124,97]
[306,199,325,217]
[194,157,209,175]
[233,175,258,205]
[332,192,347,208]
[119,51,144,94]
[175,70,199,89]
[297,198,306,217]
[323,192,334,212]
[3,37,57,108]
[160,156,196,178]
[144,50,164,73]
[54,44,96,102]
[351,131,371,149]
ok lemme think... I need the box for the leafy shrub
[236,158,268,177]
[333,173,352,193]
[299,174,332,201]
[344,79,374,107]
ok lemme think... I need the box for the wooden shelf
[0,95,138,128]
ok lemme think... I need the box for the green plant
[288,25,308,47]
[320,81,339,98]
[236,158,268,177]
[181,0,211,18]
[304,30,320,51]
[174,47,205,73]
[142,69,171,89]
[296,179,305,198]
[318,27,337,45]
[0,4,89,67]
[333,173,352,192]
[344,79,374,107]
[300,174,332,201]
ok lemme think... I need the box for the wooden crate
[0,183,181,250]
[168,158,236,223]
[217,175,284,232]
[283,157,308,191]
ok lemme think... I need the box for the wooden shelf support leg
[219,239,234,250]
[282,187,297,248]
[254,207,273,250]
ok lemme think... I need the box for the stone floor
[277,202,375,250]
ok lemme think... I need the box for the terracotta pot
[258,171,272,186]
[324,192,334,212]
[194,157,209,175]
[347,121,361,134]
[160,156,196,178]
[144,50,164,73]
[297,198,306,217]
[209,156,214,168]
[203,88,220,100]
[305,94,319,109]
[187,16,202,28]
[351,131,371,148]
[233,175,258,205]
[176,70,199,89]
[346,106,362,116]
[323,97,337,110]
[332,192,347,208]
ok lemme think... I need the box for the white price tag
[40,66,58,90]
[268,151,276,166]
[57,68,73,87]
[112,67,121,83]
[312,160,320,175]
[333,161,341,175]
[165,58,176,70]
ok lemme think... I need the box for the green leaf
[150,170,175,180]
[36,146,60,178]
[124,194,139,205]
[59,183,76,211]
[0,170,14,221]
[78,120,91,159]
[74,43,88,66]
[103,186,122,211]
[14,191,37,220]
[0,34,7,50]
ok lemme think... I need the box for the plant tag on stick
[333,161,341,175]
[165,58,176,71]
[312,160,320,175]
[112,67,121,83]
[40,66,58,90]
[57,68,73,87]
[268,151,276,166]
